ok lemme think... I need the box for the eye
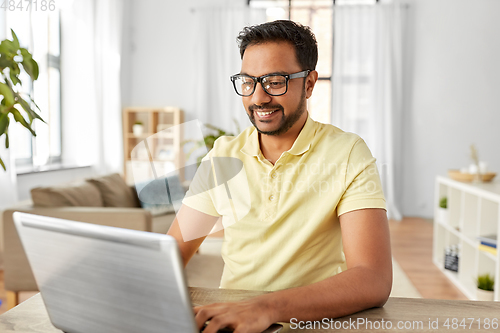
[264,76,286,89]
[239,77,254,91]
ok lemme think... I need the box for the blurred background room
[1,0,499,313]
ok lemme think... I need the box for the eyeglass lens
[234,75,287,96]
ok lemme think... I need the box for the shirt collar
[240,113,315,157]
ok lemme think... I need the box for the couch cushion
[31,182,104,207]
[87,173,139,208]
[151,212,176,234]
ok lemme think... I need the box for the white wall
[16,167,96,202]
[120,0,500,218]
[402,0,500,217]
[121,0,246,123]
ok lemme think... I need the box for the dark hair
[237,20,318,71]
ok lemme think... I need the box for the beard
[246,89,307,137]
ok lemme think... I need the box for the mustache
[249,104,284,112]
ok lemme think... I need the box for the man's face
[240,41,315,136]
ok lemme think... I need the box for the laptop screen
[14,212,199,333]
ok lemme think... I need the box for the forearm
[167,218,205,266]
[166,204,220,266]
[258,265,392,322]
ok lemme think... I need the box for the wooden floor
[389,217,466,300]
[0,217,466,315]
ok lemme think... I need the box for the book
[478,244,498,256]
[477,234,497,246]
[480,241,497,249]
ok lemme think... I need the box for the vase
[476,288,494,301]
[437,207,448,223]
[132,124,144,136]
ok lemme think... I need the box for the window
[248,0,382,124]
[6,8,61,168]
[250,0,333,124]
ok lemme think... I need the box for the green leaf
[11,108,35,136]
[28,95,43,114]
[18,96,45,123]
[9,68,20,86]
[0,156,6,171]
[0,82,15,106]
[0,39,17,55]
[0,44,9,56]
[5,132,8,148]
[0,54,11,68]
[0,112,8,135]
[30,58,39,80]
[20,48,39,80]
[11,29,20,50]
[10,62,20,76]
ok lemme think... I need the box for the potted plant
[476,273,495,301]
[183,121,240,165]
[132,121,144,136]
[437,196,448,223]
[0,29,43,171]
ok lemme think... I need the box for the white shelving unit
[433,176,500,301]
[123,107,184,184]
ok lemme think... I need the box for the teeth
[257,110,276,116]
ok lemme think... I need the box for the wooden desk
[0,287,499,332]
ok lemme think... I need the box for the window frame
[4,9,63,169]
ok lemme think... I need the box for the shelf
[433,176,500,301]
[439,266,476,300]
[126,133,154,139]
[126,133,175,139]
[125,158,175,162]
[123,107,184,184]
[478,247,497,261]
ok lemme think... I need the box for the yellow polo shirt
[182,114,386,291]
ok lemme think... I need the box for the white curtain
[60,0,123,174]
[332,3,405,220]
[192,7,266,134]
[0,11,18,208]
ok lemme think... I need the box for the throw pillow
[135,173,186,216]
[87,173,139,208]
[31,182,104,207]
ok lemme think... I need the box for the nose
[251,82,272,106]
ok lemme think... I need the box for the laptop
[13,212,282,333]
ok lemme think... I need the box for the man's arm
[194,208,392,333]
[167,204,220,266]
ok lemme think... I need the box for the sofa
[2,173,182,309]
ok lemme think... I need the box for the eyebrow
[238,71,290,77]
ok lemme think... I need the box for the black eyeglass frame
[230,70,311,97]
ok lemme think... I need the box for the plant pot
[132,124,144,136]
[437,207,448,223]
[476,288,494,301]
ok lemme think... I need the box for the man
[168,20,392,333]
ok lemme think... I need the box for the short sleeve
[337,138,386,216]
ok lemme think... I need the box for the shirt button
[269,195,275,201]
[271,173,277,179]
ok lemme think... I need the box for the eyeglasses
[230,70,310,97]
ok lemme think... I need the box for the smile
[256,109,278,117]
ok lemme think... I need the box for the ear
[305,70,319,99]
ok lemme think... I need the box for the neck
[258,113,308,164]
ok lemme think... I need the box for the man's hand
[194,296,277,333]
